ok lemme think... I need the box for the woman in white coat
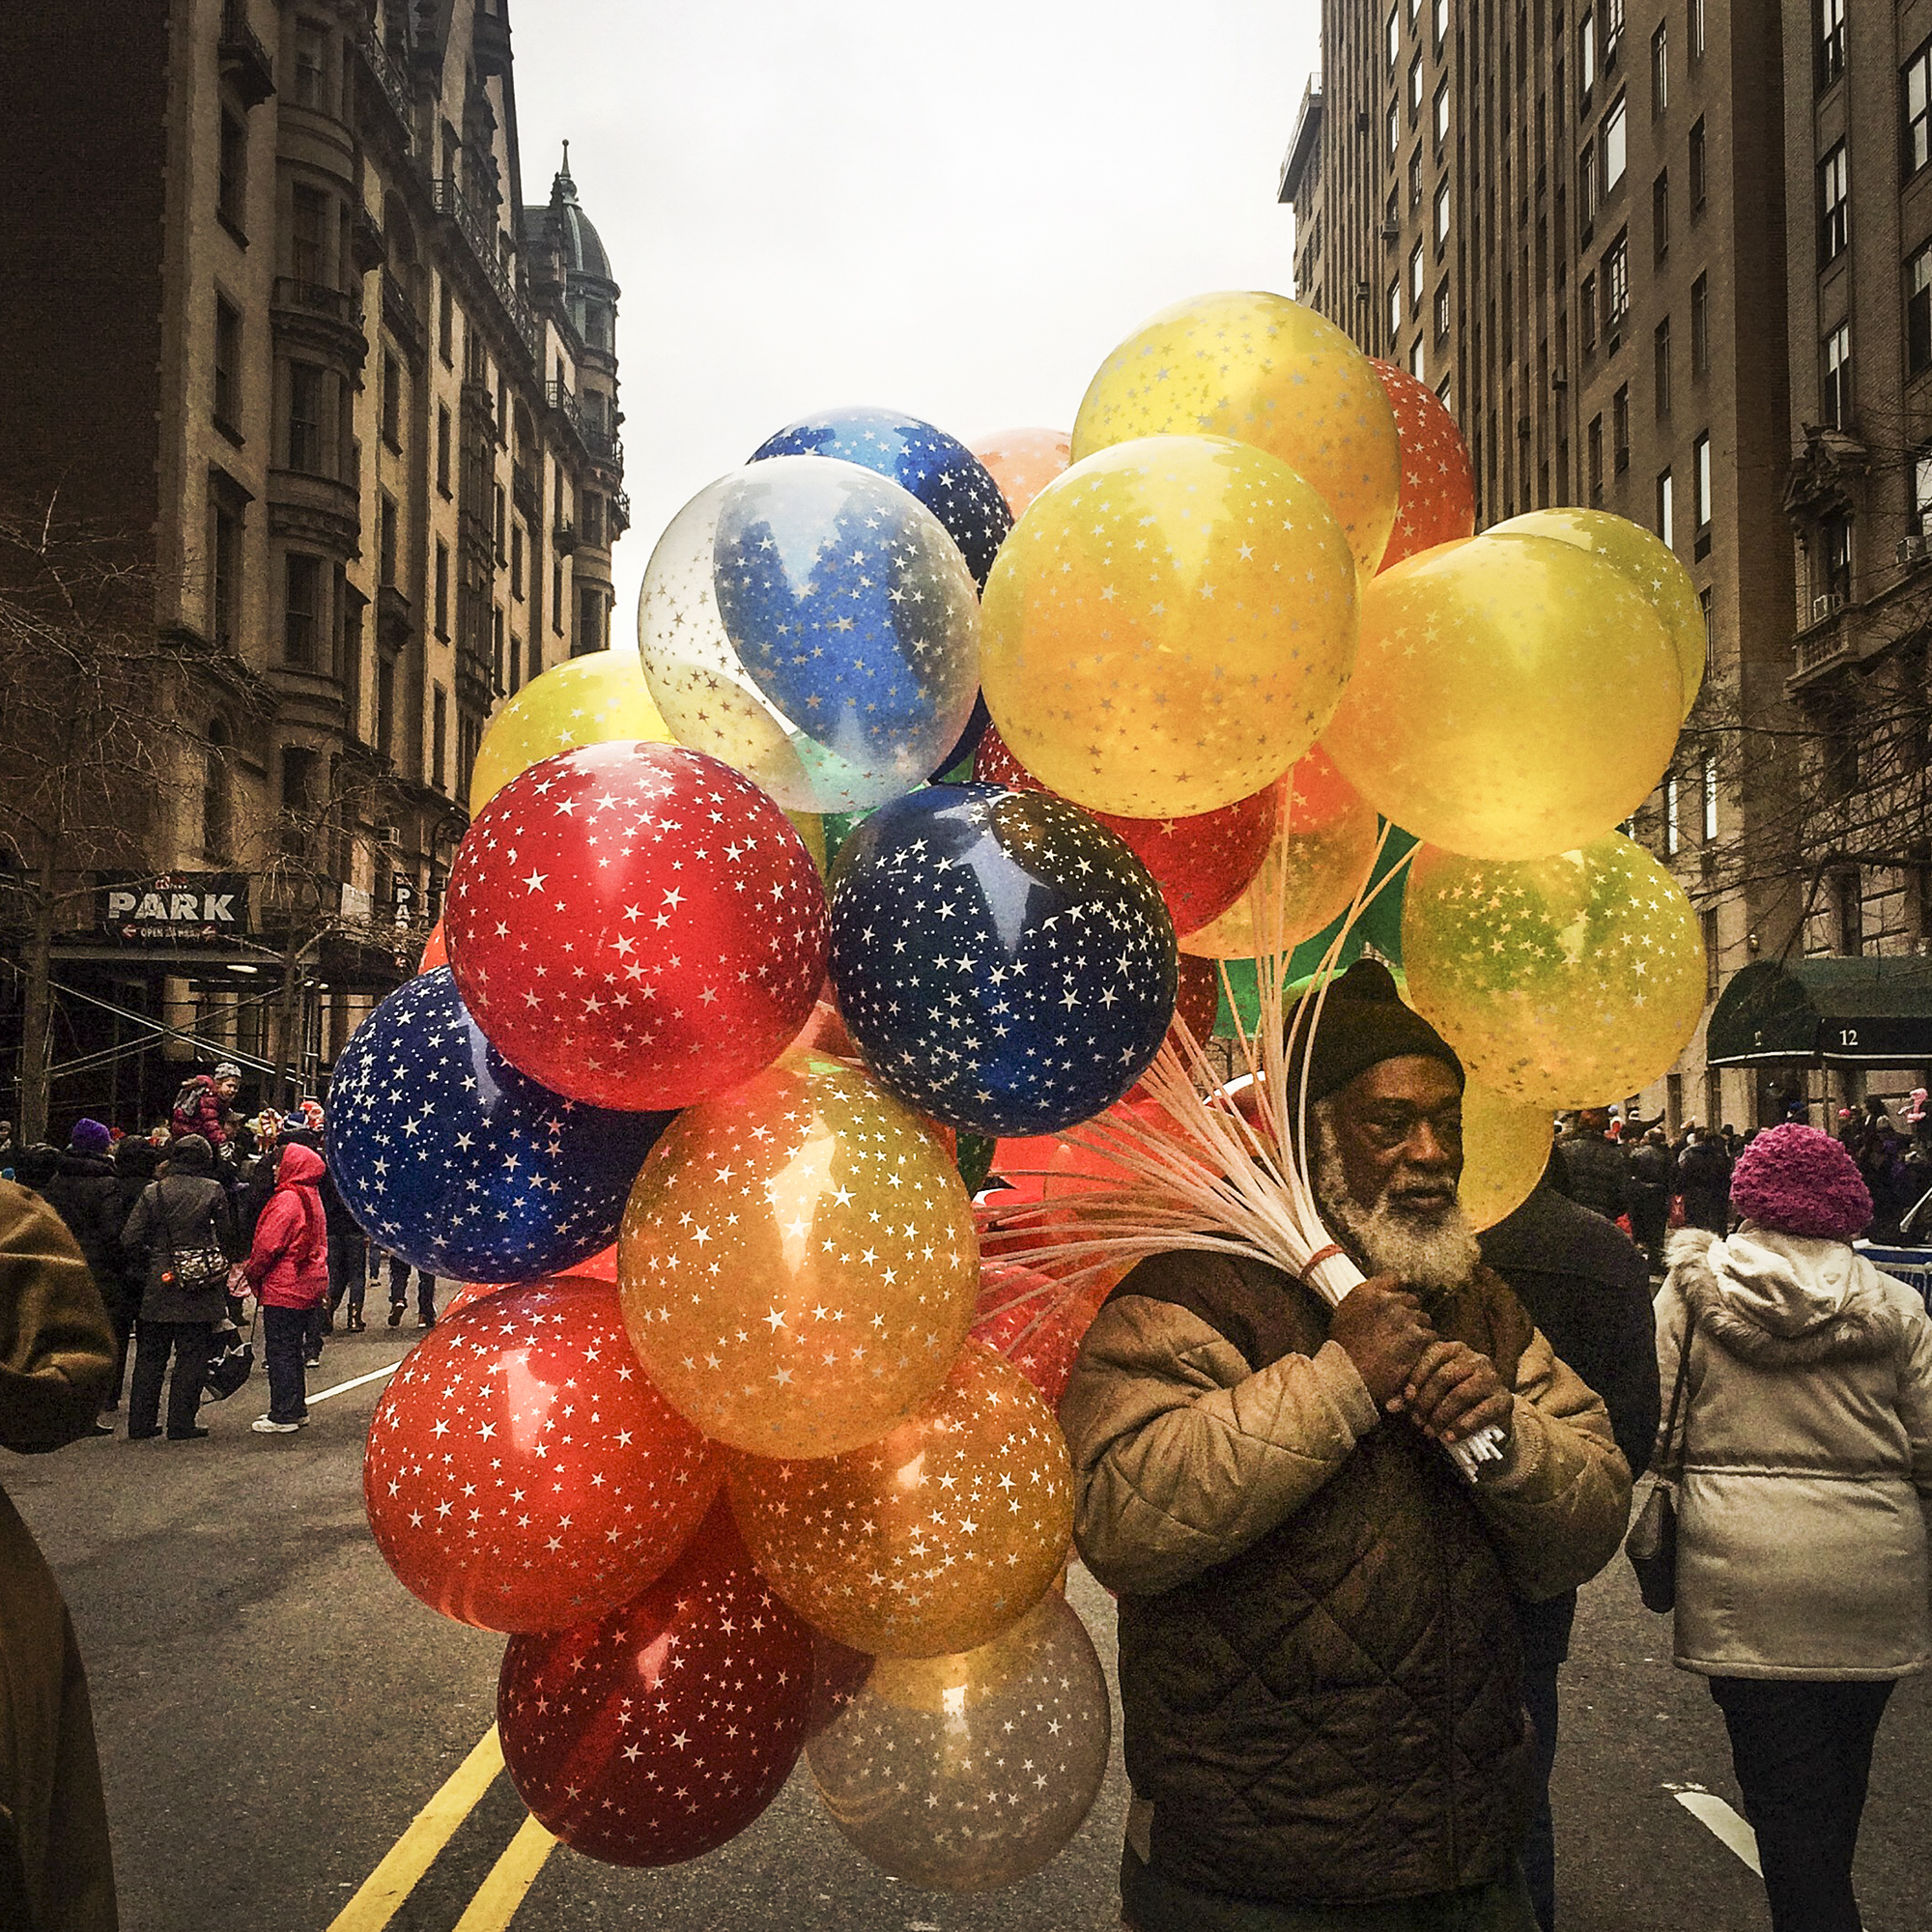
[1654,1122,1932,1932]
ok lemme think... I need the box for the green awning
[1706,955,1932,1068]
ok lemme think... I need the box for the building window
[213,298,241,434]
[432,686,448,792]
[209,474,243,651]
[1653,170,1669,262]
[438,277,454,364]
[1435,280,1451,339]
[1388,97,1401,156]
[1689,0,1705,61]
[509,633,525,695]
[376,654,395,758]
[493,605,505,691]
[527,632,542,684]
[287,360,324,472]
[1818,142,1849,266]
[1664,773,1681,856]
[552,559,564,632]
[1604,94,1628,189]
[1388,276,1402,340]
[511,523,525,599]
[1579,141,1599,233]
[1651,21,1668,114]
[381,354,401,451]
[1915,448,1932,532]
[217,110,246,235]
[435,539,450,638]
[1688,117,1707,213]
[293,16,328,111]
[1581,270,1598,352]
[1658,469,1674,548]
[1579,10,1596,99]
[436,405,451,496]
[1909,42,1932,176]
[280,746,318,854]
[1409,55,1423,124]
[1409,239,1425,313]
[1433,78,1449,149]
[1701,907,1719,993]
[1387,5,1400,70]
[284,552,323,668]
[1588,414,1605,501]
[1605,230,1630,333]
[380,492,398,586]
[202,720,231,860]
[1605,0,1624,66]
[291,185,327,287]
[1434,0,1447,50]
[1691,272,1710,373]
[578,585,604,655]
[1699,585,1716,679]
[1434,179,1451,248]
[1822,320,1852,428]
[1613,384,1631,469]
[1655,316,1672,413]
[1909,244,1932,375]
[1409,335,1426,380]
[1822,515,1854,606]
[1818,0,1846,92]
[1692,431,1712,551]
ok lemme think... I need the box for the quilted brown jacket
[1061,1248,1630,1914]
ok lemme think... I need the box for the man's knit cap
[1285,959,1464,1107]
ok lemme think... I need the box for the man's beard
[1312,1107,1481,1293]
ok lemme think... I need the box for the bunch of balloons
[331,289,1709,1893]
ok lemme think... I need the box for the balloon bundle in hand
[335,284,1706,1891]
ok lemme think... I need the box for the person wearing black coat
[1552,1108,1631,1223]
[41,1122,126,1422]
[1624,1129,1675,1273]
[1676,1126,1733,1235]
[1481,1168,1661,1932]
[106,1136,158,1406]
[119,1135,240,1440]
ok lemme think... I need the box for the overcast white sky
[509,1,1321,632]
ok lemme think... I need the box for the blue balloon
[827,785,1178,1137]
[325,969,672,1281]
[751,408,1013,588]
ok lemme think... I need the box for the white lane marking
[309,1360,404,1406]
[1669,1785,1763,1875]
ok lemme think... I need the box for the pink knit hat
[1729,1123,1872,1241]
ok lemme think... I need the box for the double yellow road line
[325,1725,556,1932]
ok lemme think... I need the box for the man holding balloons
[1060,962,1632,1932]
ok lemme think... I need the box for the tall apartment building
[1277,0,1929,1133]
[0,0,627,1128]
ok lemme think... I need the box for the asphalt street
[12,1319,1928,1932]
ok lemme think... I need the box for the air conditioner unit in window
[1895,534,1930,567]
[1810,593,1846,622]
[377,823,402,848]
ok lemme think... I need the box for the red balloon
[497,1501,812,1865]
[444,741,828,1111]
[363,1280,718,1633]
[970,1261,1110,1406]
[418,920,448,972]
[1174,952,1221,1041]
[973,726,1276,935]
[441,1249,617,1319]
[1370,360,1478,571]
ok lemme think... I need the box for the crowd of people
[0,1063,438,1443]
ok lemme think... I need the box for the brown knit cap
[1285,959,1463,1106]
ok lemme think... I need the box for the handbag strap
[1655,1302,1699,1480]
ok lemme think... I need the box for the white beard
[1313,1108,1482,1292]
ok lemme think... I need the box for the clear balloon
[326,969,672,1282]
[1370,360,1478,571]
[974,725,1277,937]
[1402,836,1707,1108]
[469,650,673,815]
[637,455,981,811]
[1071,290,1402,585]
[618,1053,980,1460]
[445,741,828,1112]
[807,1588,1112,1890]
[1490,506,1705,717]
[363,1280,717,1632]
[968,427,1072,520]
[1179,746,1378,957]
[828,785,1178,1137]
[1458,1080,1557,1232]
[1321,533,1682,861]
[726,1339,1074,1659]
[980,435,1357,819]
[497,1501,812,1866]
[751,408,1013,589]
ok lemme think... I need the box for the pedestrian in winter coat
[0,1179,121,1931]
[242,1142,329,1434]
[1625,1129,1674,1271]
[170,1063,242,1151]
[42,1122,127,1425]
[1481,1167,1659,1932]
[118,1136,238,1440]
[1551,1108,1630,1223]
[1061,960,1631,1932]
[1654,1123,1932,1932]
[1675,1126,1732,1235]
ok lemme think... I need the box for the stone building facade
[0,0,626,1125]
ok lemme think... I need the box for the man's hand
[1388,1339,1513,1449]
[1326,1275,1435,1406]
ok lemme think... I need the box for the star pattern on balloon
[1403,835,1706,1106]
[969,427,1073,521]
[326,968,670,1281]
[807,1590,1112,1891]
[446,741,827,1112]
[364,1281,717,1633]
[980,435,1358,818]
[1070,290,1402,582]
[752,408,1014,588]
[829,785,1179,1137]
[638,456,980,811]
[469,651,672,814]
[1370,358,1477,571]
[726,1340,1075,1659]
[498,1506,812,1866]
[620,1056,980,1459]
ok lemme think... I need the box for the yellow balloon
[1402,836,1707,1109]
[980,435,1357,818]
[1071,291,1402,585]
[1322,533,1681,861]
[1490,508,1703,717]
[1180,746,1377,956]
[469,651,673,814]
[1458,1080,1556,1232]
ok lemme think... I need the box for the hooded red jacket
[244,1142,331,1308]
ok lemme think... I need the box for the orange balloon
[618,1054,980,1459]
[968,427,1073,519]
[726,1339,1074,1658]
[418,921,448,973]
[1370,361,1477,571]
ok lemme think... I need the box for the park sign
[98,871,252,946]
